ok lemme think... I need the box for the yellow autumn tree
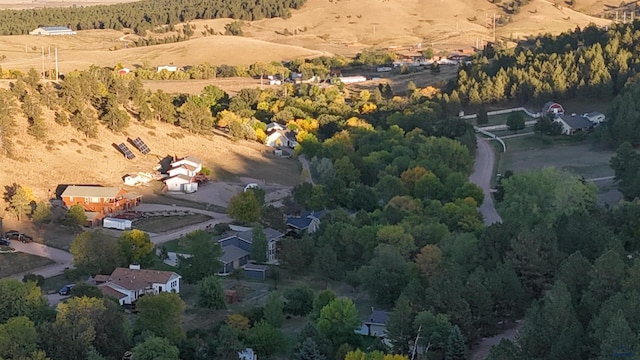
[361,102,377,114]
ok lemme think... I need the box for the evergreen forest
[0,0,307,35]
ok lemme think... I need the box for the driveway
[469,136,503,225]
[7,241,73,280]
[6,204,231,281]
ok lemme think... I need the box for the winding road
[469,136,503,225]
[6,204,231,281]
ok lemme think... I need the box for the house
[265,130,298,148]
[542,101,565,117]
[97,264,181,305]
[163,156,203,193]
[167,156,203,177]
[266,122,286,134]
[584,111,606,124]
[29,26,76,36]
[357,309,390,339]
[157,65,179,72]
[217,227,284,274]
[286,210,326,236]
[60,186,142,225]
[556,114,594,135]
[164,174,198,193]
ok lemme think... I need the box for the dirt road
[469,136,503,225]
[8,241,73,280]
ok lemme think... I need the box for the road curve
[6,204,231,281]
[469,136,503,225]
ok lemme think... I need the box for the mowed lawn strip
[0,253,54,278]
[499,136,615,180]
[134,214,212,233]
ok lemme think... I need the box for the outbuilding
[29,26,76,36]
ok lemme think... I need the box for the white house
[265,130,298,148]
[556,114,593,135]
[164,174,198,193]
[266,122,286,133]
[584,111,606,124]
[168,156,203,177]
[96,265,181,305]
[157,65,178,72]
[29,26,76,36]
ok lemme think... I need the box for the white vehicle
[103,217,133,230]
[244,183,259,192]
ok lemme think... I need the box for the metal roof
[61,185,122,198]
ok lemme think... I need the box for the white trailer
[103,217,133,230]
[338,76,367,84]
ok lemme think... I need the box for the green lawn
[476,110,536,127]
[41,274,73,294]
[134,213,212,233]
[499,135,615,180]
[0,253,54,278]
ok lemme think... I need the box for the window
[90,197,100,203]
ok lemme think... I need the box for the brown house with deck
[61,185,142,225]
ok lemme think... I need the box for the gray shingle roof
[221,245,250,263]
[61,186,122,198]
[238,228,284,243]
[559,114,593,130]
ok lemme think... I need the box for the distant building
[556,114,593,135]
[30,26,76,36]
[157,65,179,72]
[542,101,565,117]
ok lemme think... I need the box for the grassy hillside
[0,0,612,73]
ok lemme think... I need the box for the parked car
[58,284,75,296]
[6,233,33,243]
[0,238,10,246]
[4,230,19,238]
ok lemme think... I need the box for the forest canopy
[0,0,307,35]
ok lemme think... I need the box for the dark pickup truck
[5,231,33,243]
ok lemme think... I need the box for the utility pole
[41,46,44,79]
[493,13,496,43]
[55,48,59,81]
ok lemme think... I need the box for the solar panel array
[131,137,151,155]
[117,143,136,159]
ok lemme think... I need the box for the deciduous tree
[227,191,261,224]
[197,275,226,309]
[117,229,154,267]
[177,230,222,283]
[316,298,360,347]
[264,292,285,328]
[8,184,35,221]
[134,292,185,344]
[132,336,180,360]
[250,224,268,263]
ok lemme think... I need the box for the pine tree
[386,295,415,355]
[294,338,326,360]
[445,325,466,360]
[264,292,284,328]
[598,310,637,360]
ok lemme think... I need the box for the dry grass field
[0,107,301,208]
[0,0,612,74]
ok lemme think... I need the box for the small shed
[542,101,565,117]
[243,264,269,281]
[224,289,239,304]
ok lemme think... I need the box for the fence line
[461,107,542,120]
[474,126,506,152]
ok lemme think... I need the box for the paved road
[7,241,73,280]
[5,204,231,281]
[469,136,503,225]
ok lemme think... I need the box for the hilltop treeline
[0,0,307,35]
[456,23,640,106]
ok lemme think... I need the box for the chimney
[129,264,141,270]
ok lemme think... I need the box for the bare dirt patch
[0,252,54,277]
